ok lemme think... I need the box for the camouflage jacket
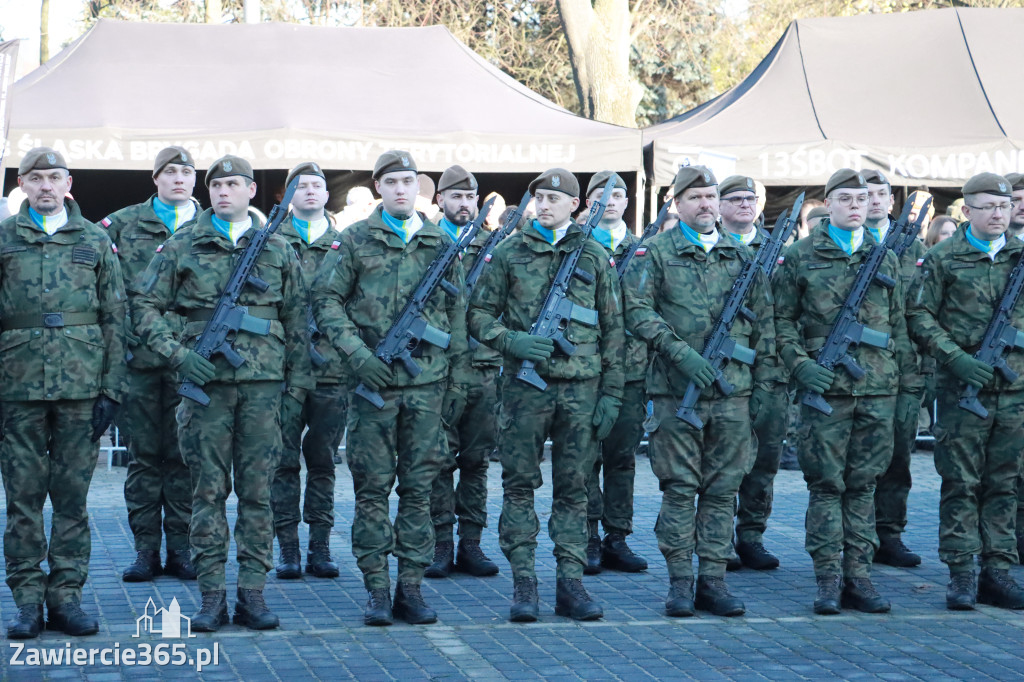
[461,226,502,370]
[130,208,314,393]
[773,222,921,397]
[0,199,127,402]
[606,231,650,384]
[623,226,777,399]
[469,222,625,399]
[279,214,351,385]
[907,223,1024,393]
[310,206,470,393]
[102,194,198,371]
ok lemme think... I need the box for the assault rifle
[464,193,526,298]
[615,200,672,280]
[354,207,485,409]
[958,249,1024,418]
[178,176,300,406]
[675,193,804,429]
[515,177,615,391]
[800,191,932,416]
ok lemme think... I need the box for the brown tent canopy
[645,8,1024,188]
[6,20,641,175]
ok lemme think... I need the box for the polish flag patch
[916,258,924,267]
[156,244,164,253]
[636,247,647,257]
[484,254,492,263]
[609,257,616,267]
[100,216,112,228]
[331,240,341,250]
[111,243,118,254]
[777,256,785,265]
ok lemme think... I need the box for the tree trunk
[555,0,642,127]
[40,0,50,62]
[206,0,222,23]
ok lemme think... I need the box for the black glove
[90,395,119,443]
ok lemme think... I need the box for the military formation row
[3,142,1024,641]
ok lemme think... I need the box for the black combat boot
[873,536,921,568]
[978,567,1024,609]
[841,577,891,613]
[306,540,340,578]
[600,533,648,572]
[584,534,603,576]
[813,574,842,615]
[234,588,279,630]
[393,582,437,624]
[736,541,780,570]
[191,590,228,632]
[47,601,99,636]
[424,540,455,579]
[726,551,743,572]
[455,538,499,576]
[946,570,977,611]
[164,549,197,580]
[276,540,302,579]
[364,588,393,626]
[665,577,695,618]
[555,578,603,621]
[509,576,539,622]
[122,549,162,582]
[695,576,745,617]
[6,605,43,639]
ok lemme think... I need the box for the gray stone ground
[2,442,1023,681]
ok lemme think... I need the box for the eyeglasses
[966,202,1014,213]
[722,195,757,207]
[831,194,869,207]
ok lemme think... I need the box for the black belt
[2,312,99,330]
[186,306,278,323]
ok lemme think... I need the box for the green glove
[748,385,776,432]
[281,393,304,427]
[175,350,216,386]
[895,391,921,431]
[792,359,835,394]
[351,348,391,391]
[442,389,468,426]
[948,353,994,389]
[504,331,554,362]
[669,346,716,390]
[592,395,622,441]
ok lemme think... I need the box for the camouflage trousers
[798,395,895,578]
[586,380,645,535]
[646,395,752,579]
[177,381,281,592]
[430,366,498,543]
[120,368,191,552]
[347,381,446,590]
[271,381,347,544]
[498,376,600,580]
[933,388,1024,571]
[0,399,97,608]
[875,392,921,540]
[735,383,789,544]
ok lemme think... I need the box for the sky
[1,0,90,79]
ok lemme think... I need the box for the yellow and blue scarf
[29,207,68,236]
[152,197,196,234]
[592,220,628,251]
[381,210,423,244]
[211,214,253,246]
[530,219,571,245]
[966,225,1006,260]
[292,216,330,245]
[727,229,757,246]
[678,222,719,252]
[865,220,888,246]
[828,223,864,255]
[439,217,463,243]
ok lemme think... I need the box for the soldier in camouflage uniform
[862,170,927,569]
[469,168,624,622]
[908,172,1024,610]
[717,174,788,572]
[312,151,470,626]
[270,162,349,581]
[774,168,921,615]
[2,148,127,639]
[133,155,313,632]
[581,170,648,576]
[103,146,199,584]
[1005,173,1024,562]
[623,166,776,619]
[424,165,500,579]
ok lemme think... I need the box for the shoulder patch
[101,216,112,228]
[609,257,616,267]
[484,253,492,263]
[777,256,785,265]
[636,247,647,256]
[331,240,341,250]
[111,243,118,254]
[916,258,924,267]
[156,243,164,253]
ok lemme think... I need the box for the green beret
[808,206,829,221]
[861,169,890,187]
[586,170,626,198]
[825,168,867,197]
[962,172,1012,198]
[1004,173,1024,192]
[205,155,254,187]
[19,147,68,176]
[718,175,757,197]
[529,168,580,198]
[437,165,478,193]
[153,146,195,177]
[285,161,326,190]
[373,150,417,180]
[672,165,717,198]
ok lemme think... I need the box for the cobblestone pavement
[2,443,1023,680]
